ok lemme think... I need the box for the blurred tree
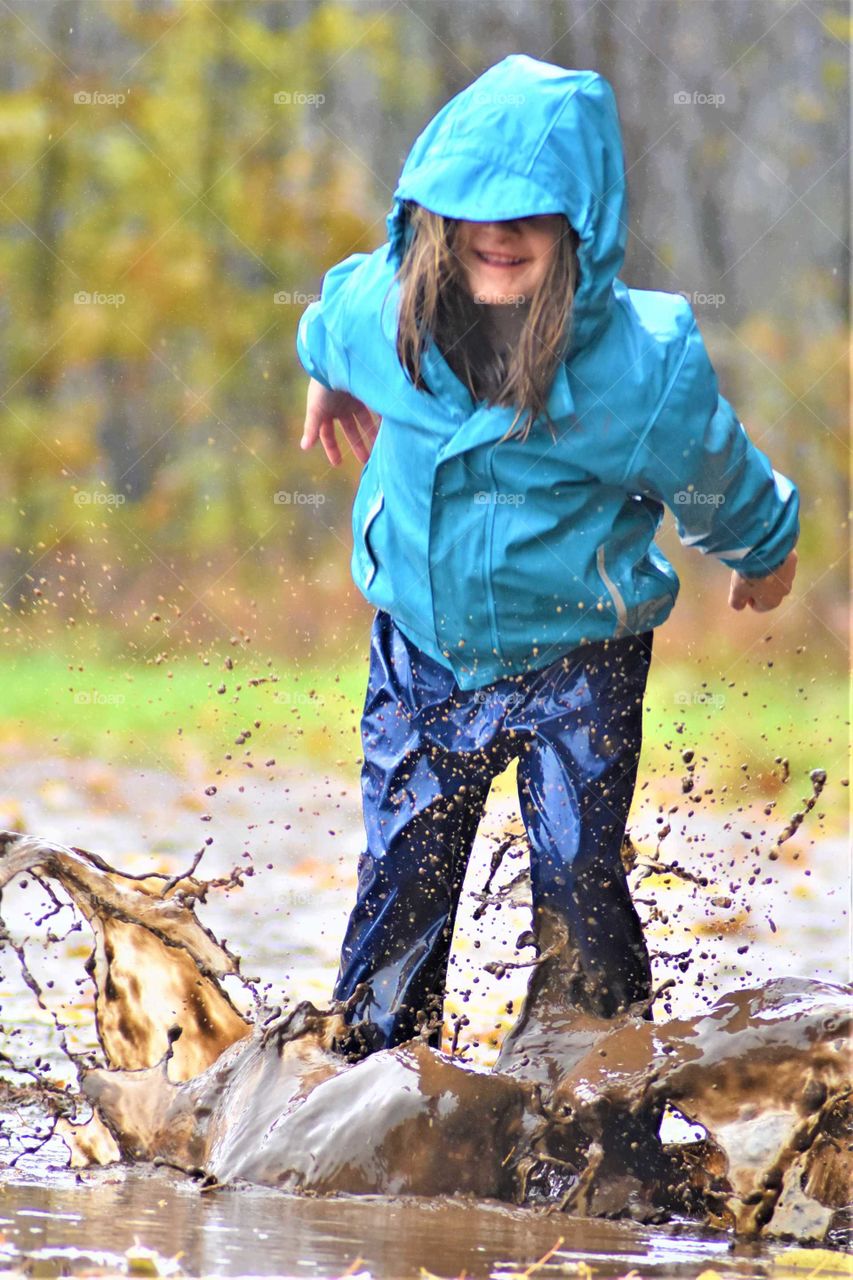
[0,0,846,663]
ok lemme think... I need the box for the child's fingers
[340,404,381,464]
[317,418,343,466]
[362,410,381,445]
[355,404,381,450]
[751,581,792,612]
[301,382,329,452]
[338,412,372,464]
[301,390,380,467]
[300,407,320,451]
[353,401,381,443]
[730,571,792,612]
[728,573,751,610]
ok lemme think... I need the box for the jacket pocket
[634,559,677,607]
[352,486,385,590]
[628,563,677,632]
[596,543,629,638]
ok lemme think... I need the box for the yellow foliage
[820,12,853,41]
[772,1246,853,1275]
[0,92,46,143]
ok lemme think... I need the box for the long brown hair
[393,202,581,443]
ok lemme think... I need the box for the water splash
[0,828,849,1246]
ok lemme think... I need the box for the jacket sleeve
[621,308,800,579]
[295,253,368,392]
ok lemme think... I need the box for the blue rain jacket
[296,54,799,691]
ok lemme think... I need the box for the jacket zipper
[596,543,629,638]
[485,446,504,660]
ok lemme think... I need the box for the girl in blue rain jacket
[295,54,800,1057]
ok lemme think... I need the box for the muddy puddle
[0,750,850,1278]
[1,1164,831,1279]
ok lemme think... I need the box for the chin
[469,276,532,304]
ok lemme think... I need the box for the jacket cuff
[726,501,800,579]
[296,307,335,390]
[733,541,798,580]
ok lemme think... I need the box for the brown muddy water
[0,749,850,1279]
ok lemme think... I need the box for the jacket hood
[385,54,628,356]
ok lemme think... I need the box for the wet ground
[0,745,849,1277]
[1,1163,835,1280]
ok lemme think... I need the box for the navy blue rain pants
[332,608,654,1055]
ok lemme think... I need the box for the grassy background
[1,640,846,823]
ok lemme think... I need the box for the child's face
[454,214,565,304]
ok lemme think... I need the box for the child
[296,55,799,1058]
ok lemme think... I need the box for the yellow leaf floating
[486,1238,591,1280]
[771,1248,853,1276]
[125,1245,161,1277]
[124,1239,184,1277]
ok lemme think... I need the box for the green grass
[0,648,369,774]
[0,645,847,811]
[642,655,847,793]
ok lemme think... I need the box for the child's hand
[728,547,798,613]
[300,378,380,467]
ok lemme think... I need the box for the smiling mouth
[474,250,527,267]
